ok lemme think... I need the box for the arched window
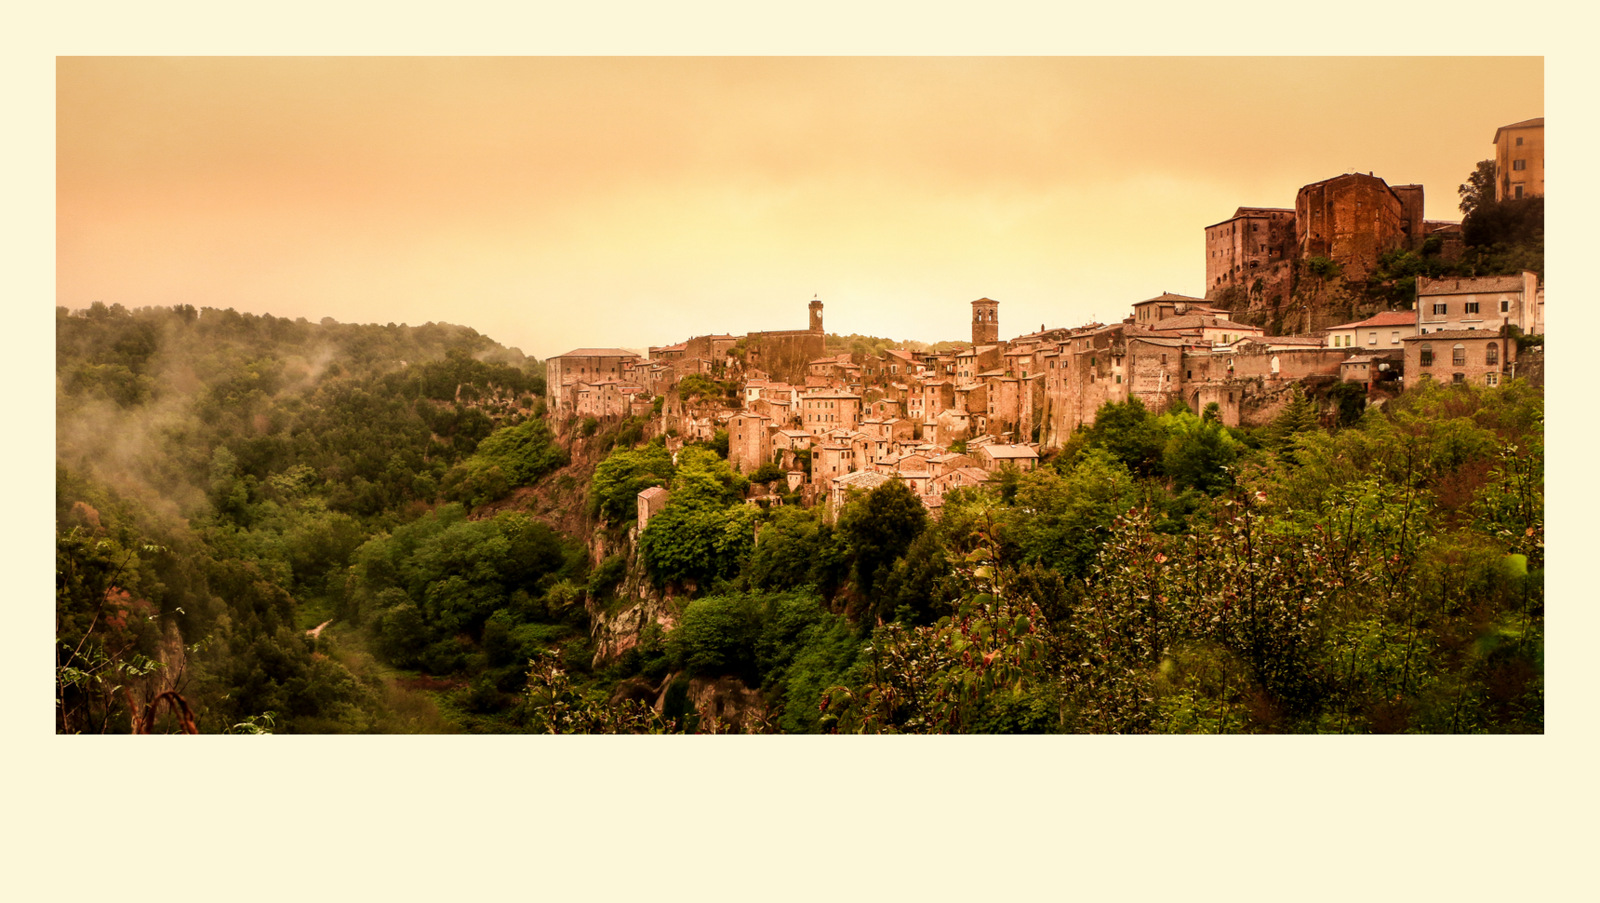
[1419,343,1434,367]
[1486,342,1499,366]
[1452,344,1467,366]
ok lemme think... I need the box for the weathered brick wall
[744,329,826,385]
[1296,174,1405,282]
[1404,335,1516,388]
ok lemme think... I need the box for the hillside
[56,304,1544,734]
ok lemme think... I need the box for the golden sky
[57,57,1543,359]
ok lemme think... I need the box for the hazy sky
[57,56,1542,360]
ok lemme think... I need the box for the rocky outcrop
[678,676,768,734]
[591,593,677,667]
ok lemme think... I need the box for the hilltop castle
[546,118,1544,517]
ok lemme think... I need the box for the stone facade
[971,297,999,346]
[1207,173,1441,308]
[1204,208,1297,306]
[1417,271,1541,336]
[636,486,669,534]
[728,412,773,474]
[1403,329,1516,388]
[1493,117,1544,202]
[1296,172,1415,282]
[1324,310,1418,350]
[800,391,862,435]
[547,347,642,411]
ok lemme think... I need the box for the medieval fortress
[547,119,1545,517]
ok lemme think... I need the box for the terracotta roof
[1403,330,1506,341]
[1150,314,1260,331]
[1134,292,1208,306]
[982,444,1039,460]
[1260,336,1329,346]
[552,347,642,359]
[1207,208,1293,229]
[1417,274,1528,296]
[1128,336,1192,348]
[834,470,893,490]
[1493,117,1544,143]
[1328,310,1418,330]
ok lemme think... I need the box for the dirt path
[307,619,333,639]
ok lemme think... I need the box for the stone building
[800,391,863,435]
[971,297,999,346]
[546,347,642,411]
[1324,309,1418,350]
[637,486,669,534]
[1132,292,1226,326]
[741,298,826,385]
[1143,313,1264,345]
[977,444,1038,473]
[1038,325,1188,445]
[1403,329,1515,388]
[1203,208,1297,306]
[954,345,1001,382]
[828,469,893,512]
[728,412,773,474]
[1206,172,1429,307]
[1417,271,1542,336]
[1295,172,1421,282]
[1493,117,1544,202]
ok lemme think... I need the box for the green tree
[1009,448,1137,581]
[1161,413,1239,494]
[1083,397,1167,477]
[1457,158,1496,217]
[588,441,676,524]
[836,478,928,600]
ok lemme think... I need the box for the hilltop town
[545,118,1545,523]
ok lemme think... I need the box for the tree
[836,479,928,600]
[1009,448,1137,581]
[1271,385,1321,449]
[1458,159,1496,217]
[1161,415,1239,494]
[1083,397,1167,477]
[588,441,676,523]
[1462,197,1543,249]
[639,449,757,589]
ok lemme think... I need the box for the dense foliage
[56,303,1543,734]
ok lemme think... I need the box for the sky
[57,56,1543,361]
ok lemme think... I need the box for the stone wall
[1296,173,1407,282]
[744,329,825,385]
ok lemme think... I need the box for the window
[1368,333,1378,345]
[1486,342,1499,366]
[1452,373,1466,384]
[1419,344,1433,367]
[1501,299,1511,313]
[1516,136,1523,146]
[1432,303,1448,315]
[1513,159,1526,171]
[1514,186,1524,199]
[1452,344,1467,366]
[1391,331,1400,344]
[1487,373,1499,386]
[1464,302,1479,314]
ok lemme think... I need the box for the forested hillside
[56,305,1543,733]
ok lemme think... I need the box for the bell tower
[809,297,824,333]
[971,297,998,346]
